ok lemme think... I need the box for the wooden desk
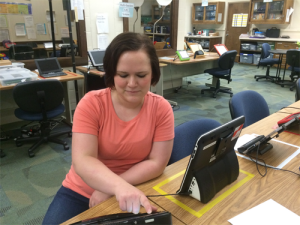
[0,70,84,124]
[156,52,219,95]
[62,101,300,225]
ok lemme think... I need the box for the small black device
[237,135,271,155]
[70,211,172,225]
[35,58,67,78]
[88,50,106,71]
[194,50,204,59]
[176,116,245,203]
[281,35,290,39]
[266,27,280,38]
[61,37,71,44]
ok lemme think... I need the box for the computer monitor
[61,37,71,44]
[176,116,245,203]
[35,58,63,74]
[87,50,105,67]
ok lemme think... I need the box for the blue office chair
[254,43,280,82]
[201,50,237,98]
[296,78,300,102]
[168,119,221,165]
[229,90,269,128]
[13,80,71,157]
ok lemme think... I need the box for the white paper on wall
[46,11,56,22]
[24,16,34,27]
[96,13,109,34]
[27,27,36,39]
[36,23,46,35]
[0,29,10,42]
[0,15,8,28]
[97,34,109,50]
[15,23,26,36]
[61,27,69,37]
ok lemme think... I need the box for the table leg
[62,82,72,124]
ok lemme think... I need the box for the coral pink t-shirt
[62,88,174,198]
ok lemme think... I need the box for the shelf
[241,50,261,53]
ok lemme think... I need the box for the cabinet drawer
[275,42,296,50]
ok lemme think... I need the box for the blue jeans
[42,186,89,225]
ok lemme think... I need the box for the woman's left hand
[89,190,112,208]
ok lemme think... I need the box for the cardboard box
[154,42,166,49]
[0,60,12,66]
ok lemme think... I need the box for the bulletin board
[0,0,77,43]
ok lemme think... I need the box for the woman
[42,32,174,224]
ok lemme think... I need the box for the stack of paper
[228,199,300,225]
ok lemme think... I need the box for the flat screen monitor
[176,116,245,203]
[61,37,71,44]
[88,50,106,67]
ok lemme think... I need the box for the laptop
[87,50,105,71]
[177,116,245,203]
[70,211,172,225]
[35,58,67,78]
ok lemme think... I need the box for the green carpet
[0,63,295,224]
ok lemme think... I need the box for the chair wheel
[68,132,72,137]
[230,94,233,97]
[64,145,69,150]
[290,87,294,91]
[256,79,259,81]
[281,85,284,88]
[213,95,216,98]
[28,152,35,158]
[201,91,204,94]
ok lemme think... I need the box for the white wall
[83,0,124,50]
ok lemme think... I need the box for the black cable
[172,105,180,111]
[247,144,300,177]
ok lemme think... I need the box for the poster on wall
[15,23,26,36]
[0,15,8,28]
[24,16,34,27]
[26,27,36,39]
[96,13,109,34]
[36,23,46,35]
[97,34,109,50]
[0,29,10,42]
[232,14,248,27]
[0,2,32,15]
[119,3,134,18]
[61,27,69,37]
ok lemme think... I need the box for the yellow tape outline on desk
[152,169,254,218]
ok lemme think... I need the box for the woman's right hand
[115,183,157,214]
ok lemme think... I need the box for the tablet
[214,44,228,55]
[176,50,190,61]
[88,50,105,67]
[177,116,245,203]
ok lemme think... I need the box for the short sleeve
[153,98,174,142]
[72,92,101,136]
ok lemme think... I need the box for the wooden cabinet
[192,2,225,24]
[249,0,294,24]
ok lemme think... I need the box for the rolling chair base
[254,74,278,82]
[201,87,233,98]
[15,127,71,158]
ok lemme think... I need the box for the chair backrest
[229,90,269,128]
[218,50,237,71]
[286,50,300,69]
[85,73,106,93]
[168,118,221,165]
[261,43,271,59]
[13,80,64,113]
[9,45,34,60]
[27,42,37,48]
[60,45,78,57]
[296,78,300,102]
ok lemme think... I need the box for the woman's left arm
[120,139,174,185]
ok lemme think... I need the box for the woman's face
[114,50,152,105]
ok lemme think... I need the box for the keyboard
[96,66,105,72]
[40,71,67,78]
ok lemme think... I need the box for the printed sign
[119,3,134,18]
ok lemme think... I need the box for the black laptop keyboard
[41,71,67,78]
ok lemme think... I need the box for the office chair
[279,50,300,91]
[8,45,34,60]
[254,43,280,82]
[60,44,78,57]
[85,73,106,93]
[168,118,221,165]
[13,80,71,158]
[51,50,61,57]
[296,78,300,102]
[201,50,237,98]
[229,90,269,128]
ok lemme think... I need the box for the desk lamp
[131,0,144,33]
[153,0,172,43]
